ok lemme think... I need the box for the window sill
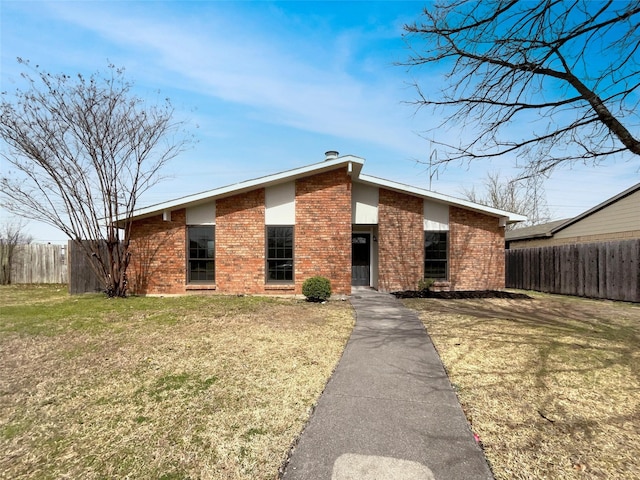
[186,284,217,291]
[265,284,295,291]
[430,281,450,291]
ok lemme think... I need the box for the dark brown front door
[352,233,370,286]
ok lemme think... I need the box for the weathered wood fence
[10,244,68,284]
[7,241,105,294]
[506,239,640,302]
[67,240,108,294]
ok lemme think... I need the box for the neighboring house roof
[505,219,570,241]
[124,153,527,224]
[505,182,640,242]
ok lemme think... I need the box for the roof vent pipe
[325,150,339,161]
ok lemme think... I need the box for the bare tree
[461,172,550,229]
[1,60,193,297]
[403,0,640,176]
[0,218,33,285]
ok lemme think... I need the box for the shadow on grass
[403,294,640,477]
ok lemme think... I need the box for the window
[266,226,293,283]
[188,226,215,283]
[424,231,447,280]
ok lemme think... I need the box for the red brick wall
[128,209,186,294]
[216,189,266,294]
[449,207,505,290]
[295,169,352,295]
[378,189,424,292]
[128,169,353,296]
[127,172,506,296]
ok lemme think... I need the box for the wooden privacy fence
[10,244,68,284]
[68,240,110,294]
[506,239,640,302]
[7,241,108,294]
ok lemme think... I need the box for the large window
[424,231,447,280]
[188,226,215,283]
[266,226,293,283]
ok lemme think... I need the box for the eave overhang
[117,154,526,227]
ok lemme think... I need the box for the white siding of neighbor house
[265,181,295,225]
[186,201,216,225]
[554,190,640,239]
[424,200,449,231]
[352,182,379,224]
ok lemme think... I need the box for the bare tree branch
[0,218,32,285]
[461,172,551,230]
[402,0,640,174]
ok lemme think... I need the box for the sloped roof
[356,173,526,221]
[505,218,570,241]
[125,153,526,224]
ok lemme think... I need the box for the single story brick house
[124,151,525,296]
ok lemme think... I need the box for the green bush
[417,278,434,292]
[302,276,332,302]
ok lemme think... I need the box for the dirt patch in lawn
[0,285,354,480]
[403,292,640,480]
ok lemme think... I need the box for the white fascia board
[356,174,527,224]
[122,155,365,222]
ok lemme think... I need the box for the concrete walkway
[281,288,493,480]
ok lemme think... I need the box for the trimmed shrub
[417,278,434,292]
[302,276,332,302]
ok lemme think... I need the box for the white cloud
[40,1,434,158]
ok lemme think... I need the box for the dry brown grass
[0,285,354,479]
[404,292,640,480]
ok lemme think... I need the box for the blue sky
[1,0,638,243]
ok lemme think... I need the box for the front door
[351,233,370,286]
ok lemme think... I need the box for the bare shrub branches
[1,60,194,296]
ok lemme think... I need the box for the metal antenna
[428,148,439,190]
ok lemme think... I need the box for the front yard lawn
[0,285,354,479]
[404,292,640,480]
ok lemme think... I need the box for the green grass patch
[0,285,354,480]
